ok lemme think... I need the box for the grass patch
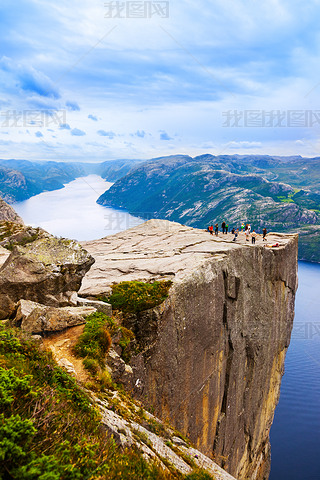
[146,418,169,438]
[74,312,112,366]
[185,471,215,480]
[103,280,172,314]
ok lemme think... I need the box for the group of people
[208,221,229,236]
[207,221,268,244]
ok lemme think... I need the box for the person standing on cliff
[221,221,226,234]
[241,223,245,233]
[209,225,214,235]
[251,230,257,244]
[262,227,267,241]
[215,223,219,235]
[225,223,228,234]
[232,228,239,241]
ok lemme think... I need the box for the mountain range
[0,154,319,262]
[0,158,141,203]
[97,154,320,262]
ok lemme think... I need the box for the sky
[1,0,320,161]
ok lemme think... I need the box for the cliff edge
[80,220,298,480]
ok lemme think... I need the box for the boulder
[14,299,96,334]
[57,358,77,376]
[0,236,94,319]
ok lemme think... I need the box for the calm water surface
[270,261,320,480]
[13,175,143,241]
[12,177,320,479]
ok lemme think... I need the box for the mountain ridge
[97,154,320,262]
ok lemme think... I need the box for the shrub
[185,470,214,480]
[98,370,114,390]
[106,280,172,314]
[119,326,135,363]
[0,367,36,409]
[74,313,112,365]
[83,358,100,376]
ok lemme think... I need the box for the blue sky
[1,0,320,161]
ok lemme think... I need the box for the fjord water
[270,261,320,480]
[12,176,320,479]
[13,175,143,241]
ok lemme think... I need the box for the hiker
[231,227,235,234]
[221,221,226,234]
[209,225,214,235]
[245,226,250,242]
[265,242,279,248]
[225,224,228,234]
[262,227,267,241]
[248,224,251,234]
[241,223,245,233]
[215,223,219,235]
[251,230,257,244]
[232,228,239,241]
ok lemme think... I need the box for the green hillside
[97,154,320,262]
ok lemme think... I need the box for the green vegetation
[0,324,217,479]
[82,357,100,376]
[91,313,136,363]
[185,471,214,480]
[0,324,105,479]
[105,280,172,314]
[275,195,294,203]
[74,312,112,366]
[146,418,169,438]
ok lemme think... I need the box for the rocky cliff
[80,220,298,480]
[0,226,94,320]
[0,196,24,223]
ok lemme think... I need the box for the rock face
[0,236,94,319]
[81,220,298,480]
[93,393,237,480]
[0,197,24,223]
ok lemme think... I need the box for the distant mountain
[97,154,320,262]
[0,159,142,202]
